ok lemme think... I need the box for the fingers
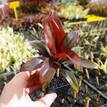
[36,93,57,107]
[5,71,30,88]
[9,70,37,88]
[5,70,40,95]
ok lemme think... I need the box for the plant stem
[96,76,100,86]
[84,97,91,107]
[85,69,90,79]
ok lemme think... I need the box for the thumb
[35,93,57,107]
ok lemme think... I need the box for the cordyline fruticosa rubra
[20,14,98,93]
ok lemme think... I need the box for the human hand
[0,71,57,107]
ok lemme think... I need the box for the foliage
[20,0,38,14]
[87,3,107,16]
[101,46,107,59]
[58,3,89,19]
[77,0,89,6]
[0,13,46,31]
[98,59,107,74]
[64,19,107,75]
[20,0,47,14]
[21,14,97,93]
[0,27,35,73]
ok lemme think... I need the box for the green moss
[58,3,89,19]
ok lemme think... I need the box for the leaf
[20,58,56,90]
[20,57,44,90]
[66,50,81,66]
[43,14,66,53]
[31,40,51,56]
[20,57,44,72]
[39,59,56,90]
[64,31,79,49]
[66,50,98,69]
[44,18,56,54]
[80,57,98,69]
[62,68,79,93]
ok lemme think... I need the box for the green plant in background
[58,3,89,19]
[97,59,107,74]
[99,46,107,73]
[0,27,35,73]
[78,28,107,58]
[101,46,107,59]
[64,21,107,74]
[64,21,107,51]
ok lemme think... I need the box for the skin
[0,71,57,107]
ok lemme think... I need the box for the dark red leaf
[27,69,42,91]
[20,57,56,90]
[52,52,66,59]
[20,57,43,72]
[44,19,56,54]
[66,50,98,69]
[39,59,56,90]
[64,31,79,49]
[66,50,81,67]
[43,14,66,54]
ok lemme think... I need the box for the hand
[0,71,57,107]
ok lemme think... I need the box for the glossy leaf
[20,58,56,90]
[64,31,79,49]
[44,18,56,54]
[66,50,81,66]
[66,50,98,69]
[43,14,66,54]
[39,59,56,90]
[50,14,66,53]
[20,57,44,72]
[20,57,44,90]
[62,69,79,93]
[31,40,51,56]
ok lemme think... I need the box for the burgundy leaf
[66,50,81,67]
[20,57,44,72]
[20,57,56,90]
[39,59,56,90]
[43,14,66,54]
[64,31,79,49]
[66,50,98,69]
[20,57,44,90]
[44,18,56,54]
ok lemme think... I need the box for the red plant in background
[21,14,98,93]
